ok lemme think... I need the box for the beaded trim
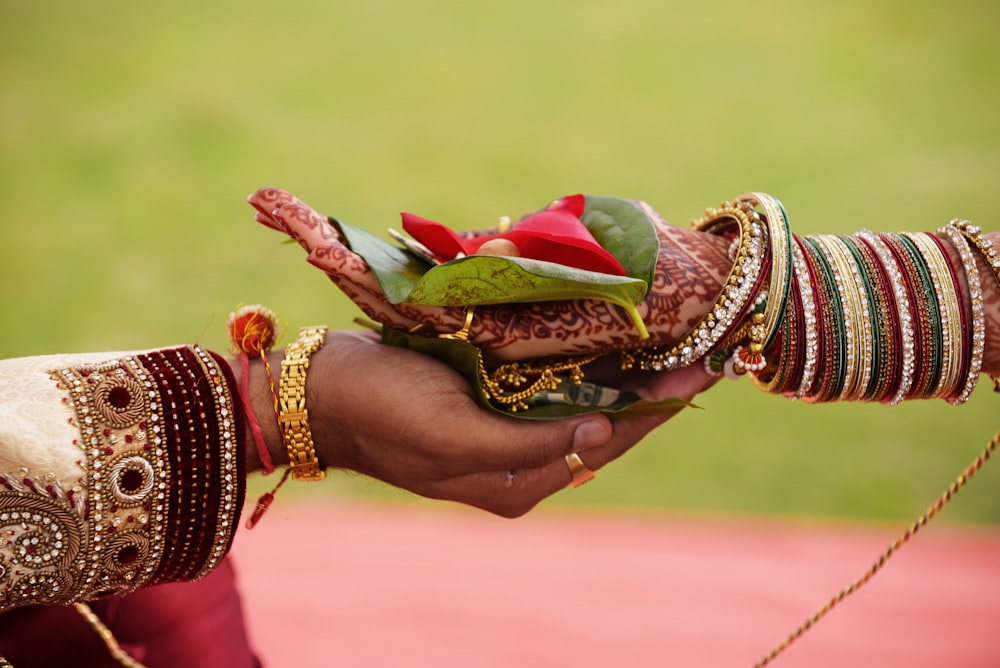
[50,355,168,600]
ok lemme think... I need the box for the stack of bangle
[620,194,987,406]
[747,229,983,404]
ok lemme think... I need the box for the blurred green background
[2,0,999,524]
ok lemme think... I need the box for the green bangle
[813,235,863,400]
[904,232,960,399]
[802,237,846,402]
[841,234,886,401]
[886,233,941,400]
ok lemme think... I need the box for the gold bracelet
[279,325,329,481]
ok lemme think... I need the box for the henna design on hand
[251,188,734,362]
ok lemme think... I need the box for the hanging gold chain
[478,354,600,412]
[755,428,998,667]
[74,602,148,668]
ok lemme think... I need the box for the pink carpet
[231,499,1000,667]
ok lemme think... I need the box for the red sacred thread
[228,305,295,530]
[246,468,293,530]
[226,304,288,529]
[227,305,281,473]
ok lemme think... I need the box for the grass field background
[3,0,999,524]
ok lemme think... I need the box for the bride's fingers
[248,187,303,234]
[277,211,430,332]
[270,200,347,253]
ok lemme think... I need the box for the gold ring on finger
[565,452,596,488]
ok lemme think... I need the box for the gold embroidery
[0,346,240,611]
[50,356,168,599]
[0,490,85,607]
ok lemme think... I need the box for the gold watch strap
[278,325,328,481]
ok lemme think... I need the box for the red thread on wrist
[227,305,281,475]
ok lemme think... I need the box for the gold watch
[278,325,328,481]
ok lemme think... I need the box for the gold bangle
[904,232,963,400]
[737,192,793,352]
[279,325,329,481]
[938,224,985,405]
[811,235,864,401]
[620,199,766,372]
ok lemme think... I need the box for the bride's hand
[250,187,732,362]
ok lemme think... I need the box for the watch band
[278,325,328,481]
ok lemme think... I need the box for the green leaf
[403,254,646,304]
[404,255,650,338]
[329,216,431,304]
[581,195,660,289]
[606,397,696,420]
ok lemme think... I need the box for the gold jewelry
[565,452,596,487]
[947,219,1000,392]
[810,235,864,401]
[75,602,148,667]
[791,238,820,399]
[479,354,600,412]
[938,224,985,405]
[949,220,1000,284]
[279,325,329,481]
[437,305,476,341]
[737,193,793,352]
[858,231,916,405]
[621,199,766,372]
[904,232,963,400]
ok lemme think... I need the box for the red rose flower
[401,194,627,276]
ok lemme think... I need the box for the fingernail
[572,420,610,452]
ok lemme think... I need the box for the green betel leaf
[328,216,430,304]
[581,195,660,288]
[405,255,645,302]
[403,255,650,338]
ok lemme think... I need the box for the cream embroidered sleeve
[0,346,246,611]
